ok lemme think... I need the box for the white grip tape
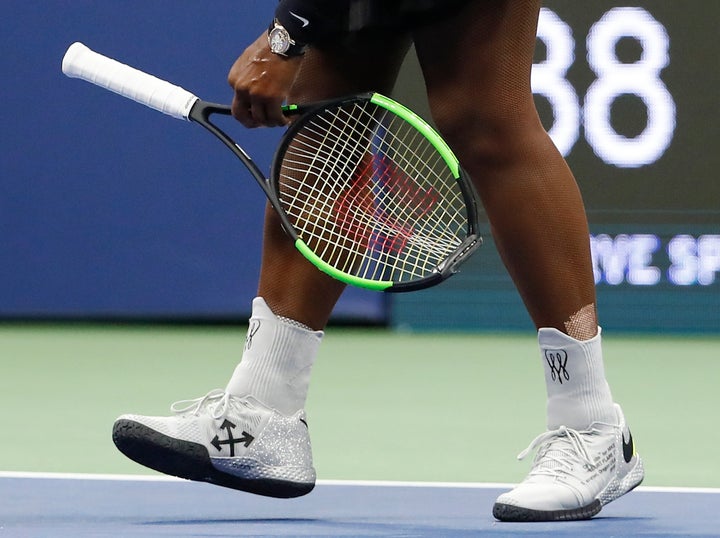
[62,42,198,120]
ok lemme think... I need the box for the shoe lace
[170,389,232,420]
[518,426,598,478]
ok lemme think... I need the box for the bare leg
[413,0,598,338]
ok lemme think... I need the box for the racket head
[271,93,481,292]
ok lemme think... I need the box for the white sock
[225,297,323,416]
[538,326,616,430]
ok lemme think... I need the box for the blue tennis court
[2,473,718,537]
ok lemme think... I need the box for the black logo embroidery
[545,350,570,384]
[210,419,255,456]
[622,430,634,463]
[245,320,260,351]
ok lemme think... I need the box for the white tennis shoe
[112,389,316,498]
[493,404,644,521]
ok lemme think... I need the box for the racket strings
[352,108,468,248]
[289,105,465,274]
[278,100,469,283]
[282,104,465,281]
[284,103,378,273]
[283,103,462,224]
[285,162,461,281]
[283,144,465,262]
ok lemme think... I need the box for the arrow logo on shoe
[210,419,255,457]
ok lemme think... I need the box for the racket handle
[62,42,198,120]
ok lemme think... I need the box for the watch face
[269,26,290,54]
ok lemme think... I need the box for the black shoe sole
[492,499,602,522]
[112,419,315,499]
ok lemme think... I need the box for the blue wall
[0,2,384,322]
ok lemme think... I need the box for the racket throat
[436,235,483,275]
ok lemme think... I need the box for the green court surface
[1,324,718,487]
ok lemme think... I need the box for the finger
[249,99,269,127]
[263,98,290,127]
[231,90,259,128]
[250,97,288,128]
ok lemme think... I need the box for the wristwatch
[267,20,306,57]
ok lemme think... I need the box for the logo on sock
[245,320,261,351]
[545,349,570,384]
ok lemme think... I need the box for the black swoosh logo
[622,430,634,463]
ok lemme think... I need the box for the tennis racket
[61,42,481,292]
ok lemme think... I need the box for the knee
[426,88,546,171]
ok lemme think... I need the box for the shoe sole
[492,457,644,522]
[112,419,315,499]
[492,498,602,522]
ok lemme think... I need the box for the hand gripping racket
[62,42,481,292]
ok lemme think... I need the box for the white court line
[0,471,182,482]
[1,471,719,495]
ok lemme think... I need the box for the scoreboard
[393,1,719,333]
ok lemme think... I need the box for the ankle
[539,327,616,430]
[226,297,323,415]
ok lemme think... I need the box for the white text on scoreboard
[591,234,720,286]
